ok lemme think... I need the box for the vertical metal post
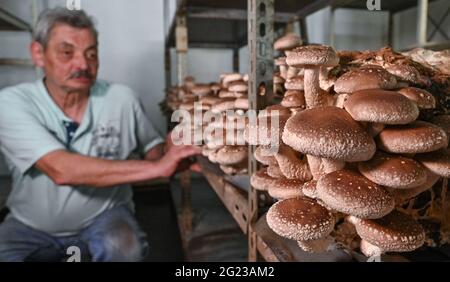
[417,0,429,47]
[233,48,240,72]
[175,10,192,252]
[329,7,335,48]
[387,11,394,47]
[248,0,274,262]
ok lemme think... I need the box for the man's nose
[73,53,89,70]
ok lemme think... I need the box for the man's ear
[30,41,45,68]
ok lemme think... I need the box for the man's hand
[157,144,201,178]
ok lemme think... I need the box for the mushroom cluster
[165,74,250,175]
[256,43,450,256]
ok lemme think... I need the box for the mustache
[69,70,94,80]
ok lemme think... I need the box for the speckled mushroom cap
[250,167,273,191]
[215,146,248,165]
[284,75,305,90]
[316,170,394,219]
[222,73,243,85]
[385,64,428,85]
[358,151,427,189]
[430,115,450,140]
[254,146,277,165]
[286,45,339,68]
[351,210,425,253]
[415,148,450,177]
[258,105,292,118]
[274,33,302,51]
[377,121,448,154]
[397,87,436,109]
[266,197,335,241]
[301,180,318,199]
[390,168,440,202]
[282,107,376,162]
[281,90,306,108]
[334,65,397,94]
[267,163,285,178]
[344,89,419,125]
[268,179,305,200]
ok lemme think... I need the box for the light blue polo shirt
[0,79,163,236]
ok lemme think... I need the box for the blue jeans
[0,205,149,262]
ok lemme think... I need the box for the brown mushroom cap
[254,146,277,166]
[334,65,397,94]
[244,115,288,146]
[191,84,212,96]
[286,45,339,68]
[215,146,248,165]
[284,75,305,90]
[351,210,425,253]
[250,167,272,191]
[266,197,335,241]
[282,107,376,162]
[228,80,248,93]
[397,87,436,109]
[218,90,245,98]
[268,178,304,200]
[258,105,292,118]
[430,115,450,140]
[316,170,395,219]
[274,33,302,51]
[267,163,285,178]
[344,89,419,125]
[199,95,221,105]
[358,151,427,189]
[281,90,306,108]
[390,168,440,202]
[211,99,237,113]
[385,64,427,85]
[222,73,243,85]
[274,145,312,181]
[377,121,448,154]
[415,148,450,177]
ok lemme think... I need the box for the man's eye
[86,51,98,60]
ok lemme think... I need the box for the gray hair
[33,7,98,48]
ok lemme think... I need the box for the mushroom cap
[266,197,335,241]
[334,65,397,94]
[267,178,305,200]
[191,84,212,96]
[390,168,440,202]
[316,170,395,219]
[211,99,237,113]
[385,64,427,85]
[377,121,448,154]
[274,33,302,51]
[344,89,419,125]
[258,105,292,118]
[351,210,425,253]
[218,90,245,98]
[358,151,427,189]
[228,80,248,93]
[254,146,277,165]
[215,146,248,165]
[282,107,376,162]
[267,163,285,178]
[284,75,305,90]
[250,168,272,191]
[199,95,221,105]
[415,148,450,177]
[301,180,318,199]
[430,115,450,140]
[397,87,436,109]
[222,73,243,85]
[281,90,306,108]
[286,45,339,68]
[274,145,312,181]
[234,98,249,110]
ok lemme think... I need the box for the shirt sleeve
[0,93,66,174]
[131,98,164,156]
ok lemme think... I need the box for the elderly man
[0,8,199,262]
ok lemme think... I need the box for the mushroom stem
[360,239,383,258]
[334,93,350,108]
[307,155,325,180]
[274,145,313,181]
[287,66,299,79]
[369,123,385,137]
[279,65,288,79]
[321,158,345,174]
[297,236,334,253]
[303,67,329,108]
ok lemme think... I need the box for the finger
[189,163,201,173]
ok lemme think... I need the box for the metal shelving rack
[0,7,34,68]
[164,0,450,262]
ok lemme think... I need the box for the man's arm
[35,144,200,188]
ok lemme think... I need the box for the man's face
[33,23,99,92]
